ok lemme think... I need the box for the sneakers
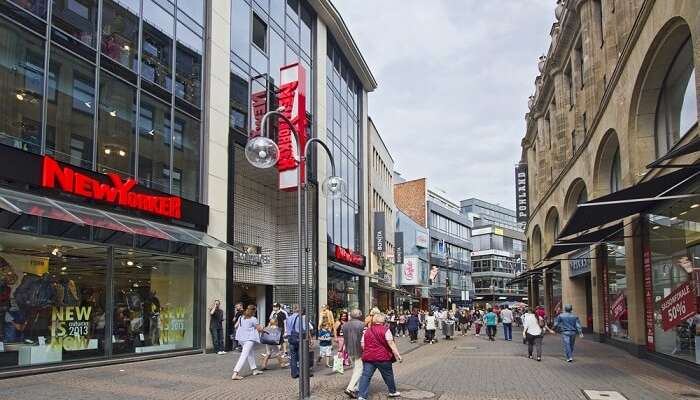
[388,392,402,397]
[344,389,358,398]
[217,351,226,355]
[252,370,264,376]
[567,358,573,363]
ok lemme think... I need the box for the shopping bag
[332,353,344,374]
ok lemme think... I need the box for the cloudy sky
[333,0,555,210]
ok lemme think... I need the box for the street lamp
[245,106,344,399]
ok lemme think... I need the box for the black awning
[546,222,623,259]
[647,135,700,168]
[329,261,369,277]
[558,167,700,238]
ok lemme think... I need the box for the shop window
[607,244,628,340]
[96,71,137,178]
[0,231,107,369]
[101,0,139,72]
[647,194,700,366]
[252,13,267,53]
[52,0,98,48]
[142,0,174,91]
[655,37,698,157]
[111,250,194,355]
[172,111,200,201]
[45,45,95,169]
[138,94,172,194]
[175,22,202,106]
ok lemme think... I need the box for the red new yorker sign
[334,245,365,268]
[41,156,182,219]
[659,281,695,331]
[277,64,307,191]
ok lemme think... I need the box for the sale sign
[643,246,655,351]
[611,293,627,321]
[658,281,696,331]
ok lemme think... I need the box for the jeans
[503,323,512,341]
[358,361,397,399]
[486,325,497,340]
[425,329,436,342]
[233,340,257,373]
[210,326,223,352]
[289,341,300,378]
[346,356,363,392]
[562,333,577,360]
[526,333,543,358]
[409,329,418,341]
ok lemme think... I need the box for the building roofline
[368,117,395,163]
[309,0,378,92]
[460,197,516,216]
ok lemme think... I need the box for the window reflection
[52,0,98,48]
[138,94,171,194]
[172,111,199,201]
[10,0,48,18]
[0,20,44,154]
[176,0,203,27]
[231,0,250,64]
[175,22,202,106]
[46,45,95,169]
[142,0,174,90]
[101,0,139,71]
[97,72,136,177]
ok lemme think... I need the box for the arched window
[610,147,621,192]
[655,37,697,155]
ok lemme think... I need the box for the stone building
[519,0,700,377]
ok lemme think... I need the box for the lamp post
[245,107,344,399]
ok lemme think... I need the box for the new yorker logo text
[41,156,181,219]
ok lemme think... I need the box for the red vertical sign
[277,63,307,191]
[643,245,655,352]
[601,247,610,336]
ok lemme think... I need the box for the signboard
[611,293,627,321]
[277,64,307,191]
[569,249,591,277]
[429,266,439,282]
[659,281,695,331]
[494,227,504,236]
[515,164,528,224]
[328,242,366,268]
[374,212,385,254]
[415,231,428,248]
[643,246,655,351]
[233,244,271,266]
[602,250,610,336]
[394,232,404,264]
[401,256,419,285]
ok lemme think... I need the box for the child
[318,322,333,367]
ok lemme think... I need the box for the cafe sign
[659,281,695,331]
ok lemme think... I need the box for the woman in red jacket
[357,313,403,400]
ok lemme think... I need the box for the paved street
[1,328,700,400]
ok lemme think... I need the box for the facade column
[203,0,231,351]
[561,258,589,328]
[624,216,646,348]
[591,244,605,340]
[543,269,552,317]
[314,18,329,311]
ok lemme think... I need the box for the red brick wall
[394,178,427,228]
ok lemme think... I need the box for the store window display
[648,195,700,365]
[607,244,629,341]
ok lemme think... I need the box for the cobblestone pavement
[1,329,700,400]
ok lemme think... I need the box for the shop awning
[0,187,236,252]
[647,135,700,168]
[558,167,700,238]
[508,261,558,286]
[545,222,623,259]
[329,260,369,277]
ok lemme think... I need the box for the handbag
[332,353,345,374]
[260,327,281,345]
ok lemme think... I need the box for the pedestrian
[334,310,350,367]
[319,321,334,367]
[535,305,546,322]
[342,309,365,398]
[484,307,498,341]
[260,319,289,370]
[209,299,225,354]
[387,310,398,337]
[357,312,403,400]
[285,304,314,379]
[231,305,263,380]
[553,304,584,362]
[522,307,543,361]
[365,307,380,326]
[424,310,437,344]
[319,304,335,331]
[406,310,420,343]
[458,309,469,336]
[473,309,482,337]
[500,305,514,341]
[397,312,407,337]
[270,302,288,356]
[232,302,244,351]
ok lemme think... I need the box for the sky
[333,0,555,211]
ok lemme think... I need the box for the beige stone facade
[520,0,700,364]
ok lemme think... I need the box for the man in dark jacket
[209,300,225,354]
[342,309,365,398]
[406,310,421,343]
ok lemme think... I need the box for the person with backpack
[231,305,264,380]
[285,304,314,379]
[522,307,555,361]
[357,312,403,400]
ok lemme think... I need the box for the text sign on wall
[569,249,591,277]
[515,164,528,224]
[401,256,419,285]
[659,281,696,331]
[611,293,627,321]
[643,246,655,351]
[374,212,385,254]
[277,63,307,192]
[394,232,404,264]
[415,231,428,248]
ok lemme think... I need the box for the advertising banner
[277,63,307,191]
[415,231,428,248]
[429,266,439,282]
[611,293,627,321]
[374,212,385,254]
[394,232,404,264]
[659,281,695,331]
[515,164,529,224]
[401,256,419,285]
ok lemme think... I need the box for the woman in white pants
[231,305,264,380]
